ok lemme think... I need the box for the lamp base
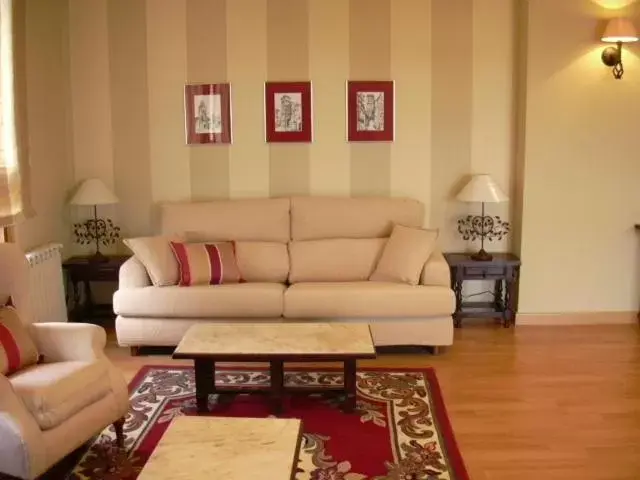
[89,251,109,264]
[471,248,493,262]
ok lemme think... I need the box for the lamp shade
[602,18,639,43]
[69,178,118,206]
[456,174,508,203]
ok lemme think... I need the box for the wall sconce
[601,18,638,79]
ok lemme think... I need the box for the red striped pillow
[170,241,242,286]
[0,304,39,375]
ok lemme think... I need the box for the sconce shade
[602,18,638,43]
[69,178,118,206]
[456,174,508,203]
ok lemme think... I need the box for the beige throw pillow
[123,235,182,286]
[369,225,439,285]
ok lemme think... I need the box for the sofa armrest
[29,323,107,363]
[119,256,151,288]
[420,249,451,288]
[0,375,46,479]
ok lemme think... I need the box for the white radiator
[25,243,67,324]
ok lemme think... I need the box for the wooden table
[137,417,303,480]
[62,255,129,323]
[444,252,521,328]
[172,323,376,415]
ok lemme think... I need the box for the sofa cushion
[0,305,39,376]
[288,238,386,283]
[9,361,110,430]
[114,283,285,318]
[291,196,424,240]
[123,235,182,286]
[235,242,289,283]
[170,242,241,286]
[284,282,454,318]
[370,225,439,285]
[161,198,291,242]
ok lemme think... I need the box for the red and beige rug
[67,366,468,480]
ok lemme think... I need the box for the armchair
[0,243,129,479]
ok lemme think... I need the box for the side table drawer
[463,266,506,279]
[92,267,119,281]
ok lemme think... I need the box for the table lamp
[69,178,120,263]
[456,174,510,261]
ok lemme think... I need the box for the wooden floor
[107,322,640,480]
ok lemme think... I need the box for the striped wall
[19,0,640,316]
[58,0,515,247]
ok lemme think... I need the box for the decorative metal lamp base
[457,202,510,263]
[471,248,493,262]
[88,251,109,264]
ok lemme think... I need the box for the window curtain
[0,0,32,227]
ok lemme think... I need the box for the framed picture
[184,83,232,145]
[265,81,312,143]
[347,80,394,142]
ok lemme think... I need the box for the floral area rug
[67,366,468,480]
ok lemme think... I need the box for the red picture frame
[184,83,232,145]
[265,82,312,143]
[347,81,394,142]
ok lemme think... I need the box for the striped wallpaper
[21,0,640,315]
[38,0,515,250]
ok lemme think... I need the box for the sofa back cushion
[161,198,291,243]
[289,238,387,283]
[235,242,289,283]
[291,196,424,241]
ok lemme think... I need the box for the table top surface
[62,255,130,267]
[173,323,376,359]
[444,252,521,265]
[137,417,302,480]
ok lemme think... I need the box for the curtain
[0,0,31,227]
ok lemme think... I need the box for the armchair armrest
[119,256,151,288]
[420,249,451,288]
[0,375,46,479]
[29,323,107,363]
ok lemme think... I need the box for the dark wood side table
[62,255,129,323]
[444,252,521,328]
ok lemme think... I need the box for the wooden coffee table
[138,416,303,480]
[172,323,376,414]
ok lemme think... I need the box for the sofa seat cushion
[9,361,111,430]
[114,283,285,318]
[284,282,455,318]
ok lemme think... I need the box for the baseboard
[517,311,638,326]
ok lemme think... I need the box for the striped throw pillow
[0,304,39,375]
[170,241,242,286]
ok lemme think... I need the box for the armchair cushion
[9,360,111,431]
[0,305,39,375]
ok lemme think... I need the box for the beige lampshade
[456,174,508,203]
[69,178,118,206]
[602,18,639,43]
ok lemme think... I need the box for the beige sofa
[114,197,455,350]
[0,243,129,480]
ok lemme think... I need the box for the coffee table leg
[194,359,214,414]
[343,359,357,413]
[270,360,284,415]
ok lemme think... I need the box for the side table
[62,255,129,323]
[444,253,521,328]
